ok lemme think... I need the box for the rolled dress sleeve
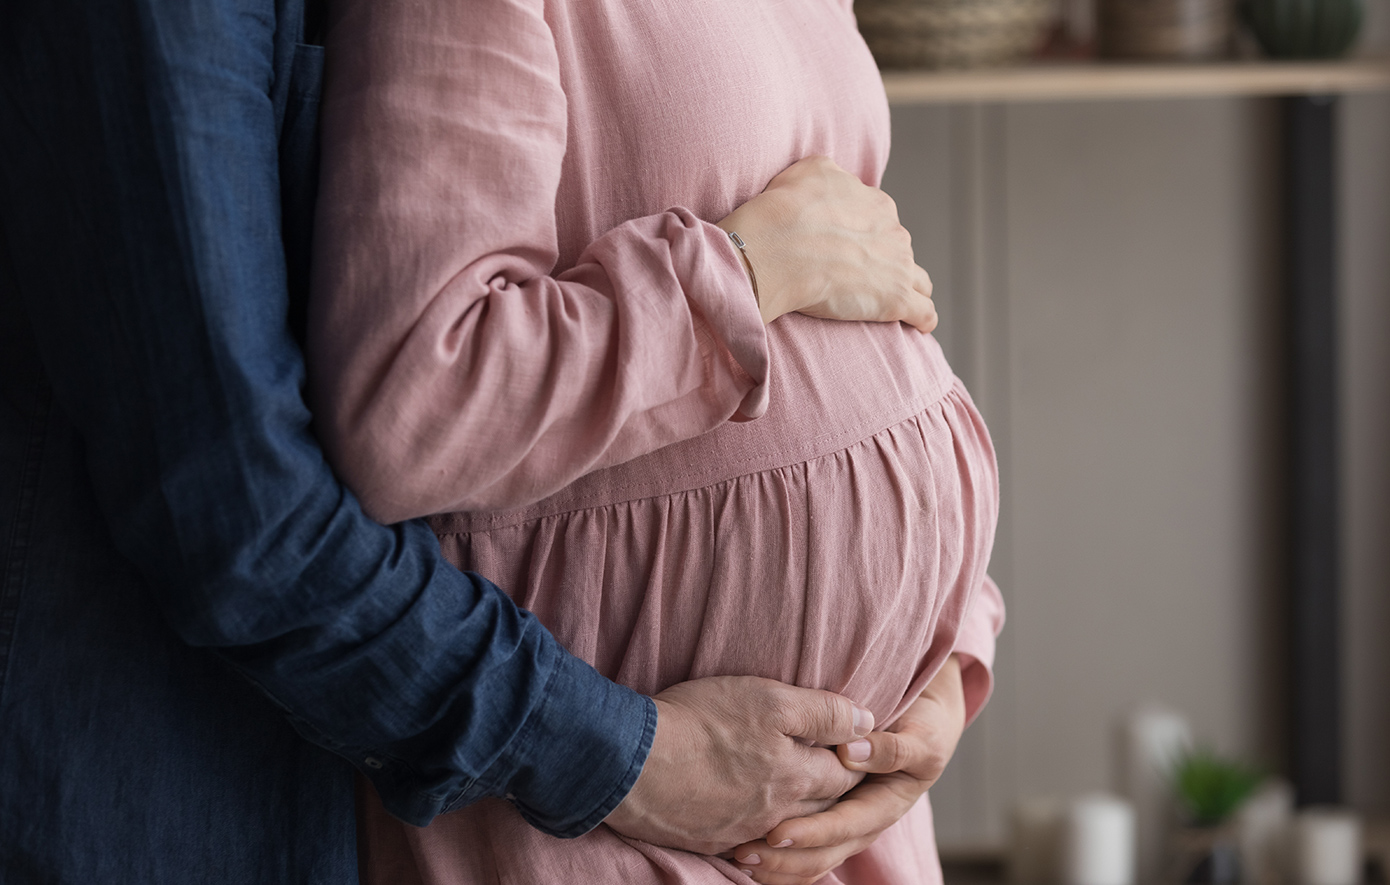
[953,575,1006,726]
[309,0,769,523]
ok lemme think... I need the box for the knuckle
[764,687,798,729]
[881,735,909,772]
[758,852,793,874]
[758,679,787,709]
[756,811,786,840]
[898,286,918,315]
[829,821,856,847]
[924,756,948,784]
[817,693,850,736]
[765,849,830,880]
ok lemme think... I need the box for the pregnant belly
[430,317,992,727]
[441,315,959,528]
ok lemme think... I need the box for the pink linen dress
[309,0,1006,883]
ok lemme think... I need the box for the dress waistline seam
[430,375,966,536]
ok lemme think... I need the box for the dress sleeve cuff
[695,213,769,421]
[952,573,1006,727]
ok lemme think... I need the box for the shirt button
[364,757,384,770]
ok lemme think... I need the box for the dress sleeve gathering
[309,0,770,523]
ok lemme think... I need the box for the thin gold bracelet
[726,231,760,307]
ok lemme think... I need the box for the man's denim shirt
[0,0,655,880]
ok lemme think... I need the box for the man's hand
[603,676,876,855]
[728,656,967,884]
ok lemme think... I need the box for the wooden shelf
[882,59,1390,104]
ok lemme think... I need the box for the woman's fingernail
[740,869,755,877]
[773,839,795,848]
[736,853,762,864]
[847,739,872,762]
[853,705,874,735]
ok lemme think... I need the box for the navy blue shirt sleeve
[0,0,654,835]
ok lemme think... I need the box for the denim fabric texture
[0,0,655,880]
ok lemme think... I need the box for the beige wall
[881,84,1390,849]
[1342,90,1390,818]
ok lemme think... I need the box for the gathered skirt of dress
[356,315,1000,885]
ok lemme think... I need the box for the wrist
[714,228,762,311]
[716,212,790,324]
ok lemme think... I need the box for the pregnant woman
[308,1,1005,883]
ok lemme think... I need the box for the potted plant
[1168,749,1265,885]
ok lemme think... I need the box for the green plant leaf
[1172,749,1264,827]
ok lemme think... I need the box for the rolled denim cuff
[356,647,654,836]
[498,651,656,837]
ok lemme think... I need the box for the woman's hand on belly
[603,676,875,855]
[729,656,967,884]
[717,156,937,332]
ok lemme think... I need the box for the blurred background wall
[879,5,1390,852]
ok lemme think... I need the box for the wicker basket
[855,0,1057,69]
